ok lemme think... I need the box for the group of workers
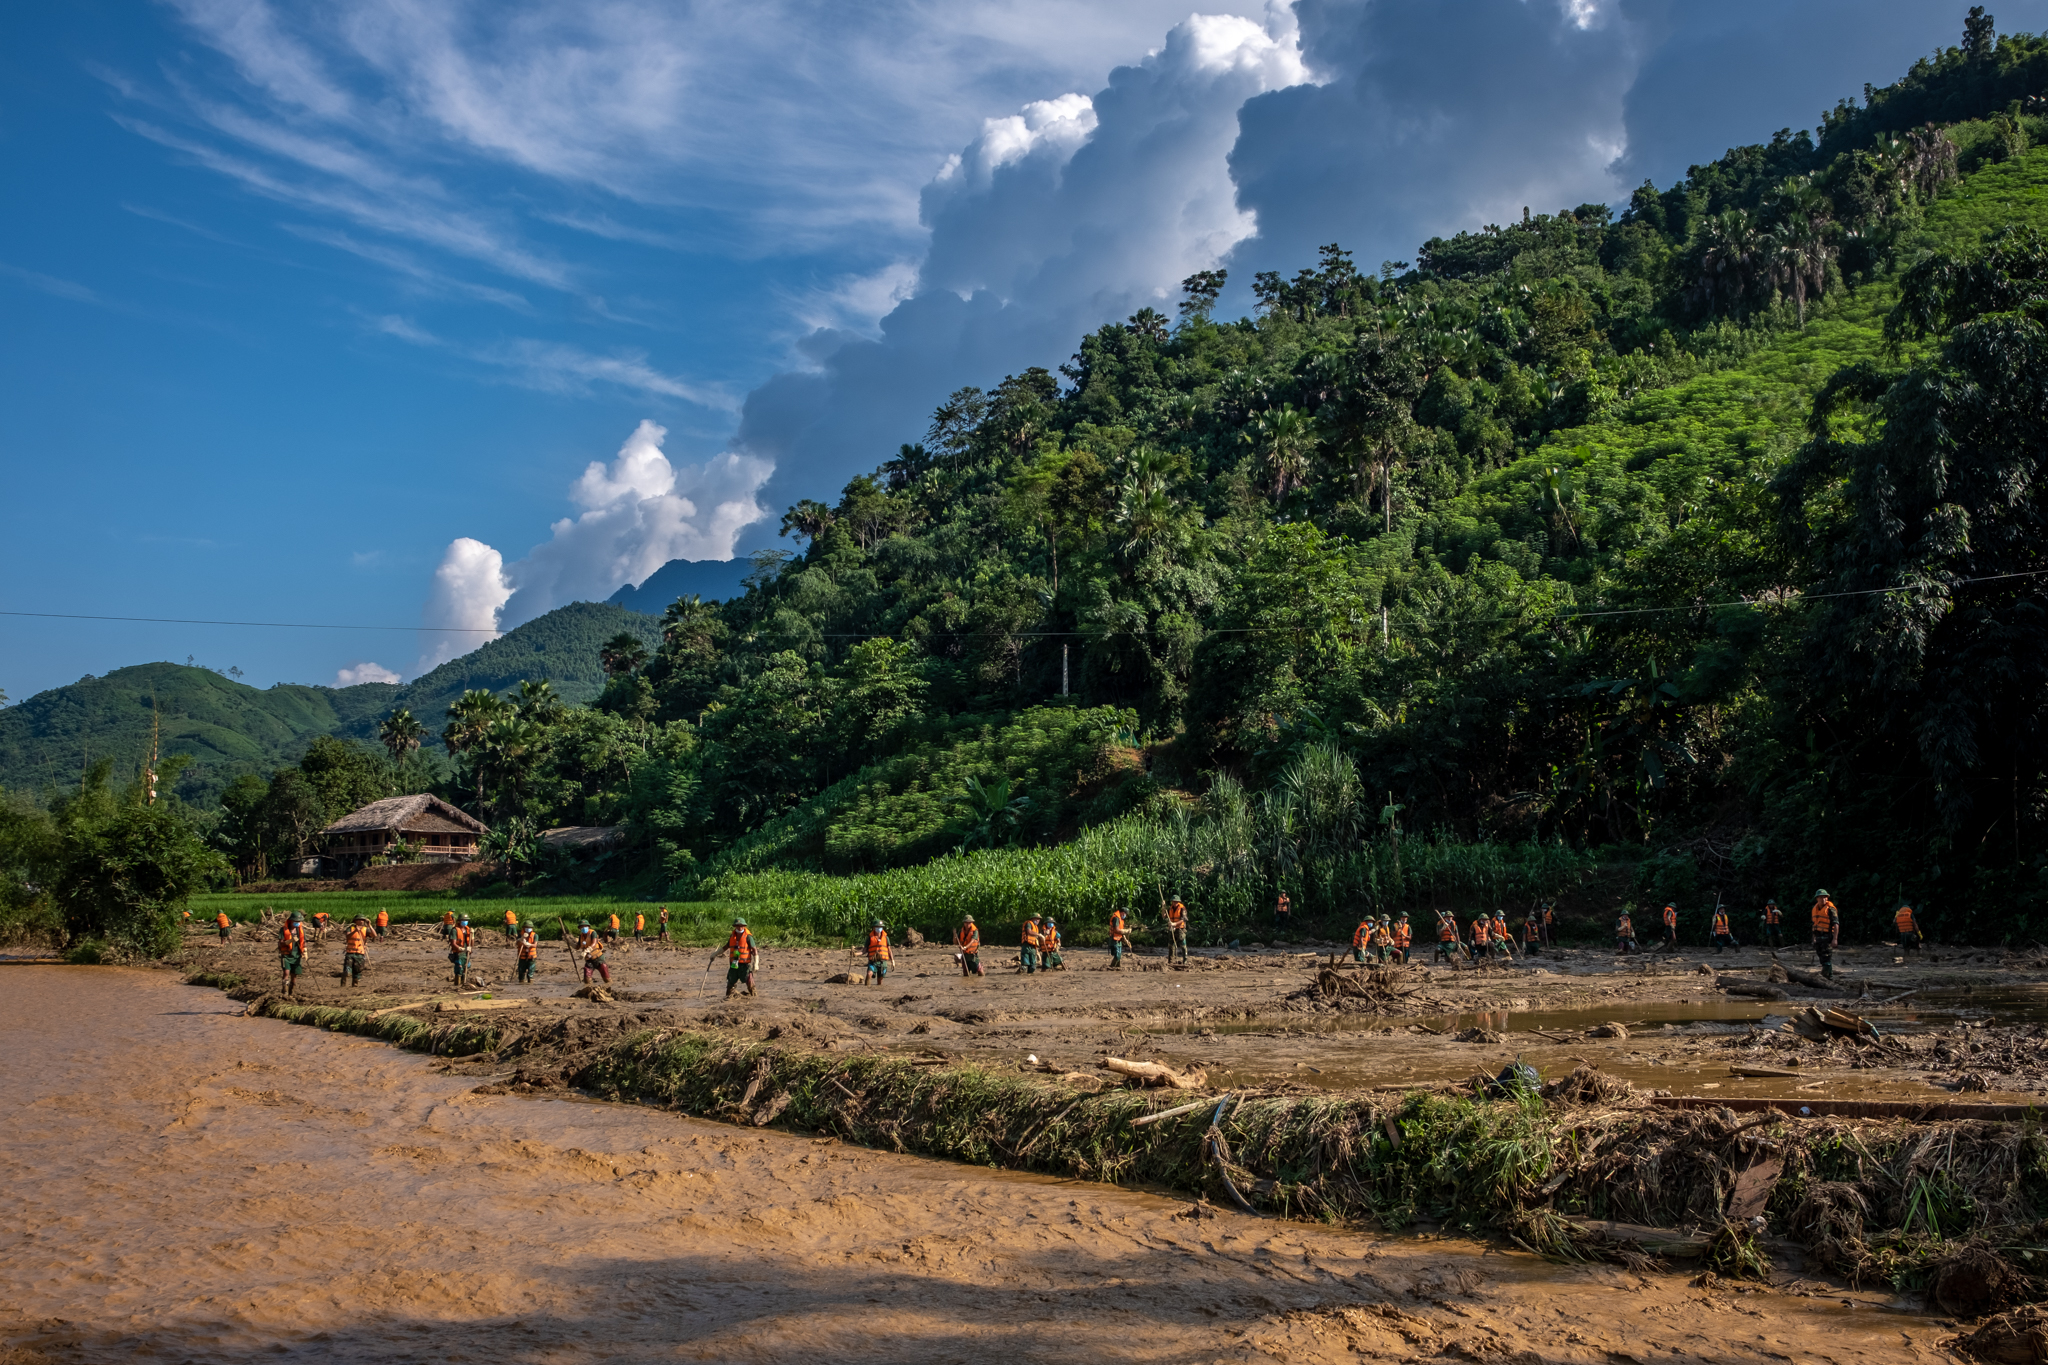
[1602,891,1915,980]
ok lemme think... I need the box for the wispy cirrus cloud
[0,262,102,305]
[370,313,735,410]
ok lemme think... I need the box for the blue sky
[2,0,2039,704]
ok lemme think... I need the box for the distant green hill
[0,600,660,806]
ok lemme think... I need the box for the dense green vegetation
[0,602,661,807]
[8,12,2048,954]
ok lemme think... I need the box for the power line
[2,566,2041,643]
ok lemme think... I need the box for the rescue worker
[1615,910,1638,955]
[714,918,757,996]
[1470,911,1492,958]
[1274,891,1292,936]
[1660,903,1679,951]
[576,920,598,953]
[276,913,308,998]
[450,916,477,988]
[606,912,622,946]
[1369,916,1392,964]
[440,909,456,943]
[1894,903,1922,954]
[1164,896,1189,966]
[1710,905,1740,953]
[1107,906,1131,969]
[1391,913,1412,964]
[1020,915,1043,975]
[503,908,519,943]
[374,907,389,940]
[657,906,670,942]
[341,917,371,987]
[1490,911,1513,959]
[1041,918,1065,970]
[1521,911,1541,956]
[956,916,982,977]
[634,911,646,940]
[1352,915,1373,963]
[516,922,541,985]
[1434,908,1461,964]
[582,931,611,985]
[864,919,892,984]
[311,910,332,942]
[1811,890,1841,979]
[216,910,233,943]
[1540,902,1558,948]
[1759,900,1783,949]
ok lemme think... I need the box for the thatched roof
[321,794,487,836]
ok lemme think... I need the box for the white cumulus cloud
[420,421,773,660]
[334,661,401,686]
[417,536,513,673]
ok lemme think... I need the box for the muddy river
[1,967,1969,1362]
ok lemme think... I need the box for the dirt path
[0,967,1955,1363]
[173,923,2048,1108]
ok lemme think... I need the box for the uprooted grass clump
[221,983,2048,1299]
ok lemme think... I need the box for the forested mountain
[0,601,659,806]
[9,11,2048,941]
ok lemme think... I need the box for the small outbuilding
[319,795,487,875]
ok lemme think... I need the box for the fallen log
[1716,976,1790,1000]
[1567,1219,1712,1257]
[1771,956,1850,991]
[437,997,524,1013]
[1129,1097,1215,1128]
[1100,1056,1207,1089]
[1729,1065,1800,1079]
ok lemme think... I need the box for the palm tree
[378,708,423,765]
[442,689,507,813]
[1767,213,1836,326]
[1692,210,1763,317]
[599,632,649,677]
[1250,404,1315,501]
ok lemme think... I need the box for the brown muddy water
[1,968,1955,1363]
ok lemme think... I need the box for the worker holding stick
[1433,909,1460,965]
[1352,913,1373,963]
[1041,918,1066,970]
[956,916,983,977]
[450,916,477,988]
[276,913,308,998]
[582,933,611,986]
[863,919,891,984]
[341,916,371,987]
[516,923,541,985]
[1894,903,1922,954]
[1106,907,1131,970]
[712,918,758,997]
[1811,890,1841,980]
[1164,896,1189,966]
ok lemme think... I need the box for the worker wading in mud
[276,913,308,998]
[715,919,758,996]
[1107,907,1131,969]
[1391,913,1411,963]
[1490,911,1514,960]
[216,910,232,943]
[375,908,389,939]
[956,916,983,977]
[1541,902,1558,948]
[1710,905,1741,953]
[1041,918,1066,970]
[1760,900,1783,949]
[1521,911,1541,956]
[581,932,611,985]
[1469,911,1491,960]
[341,917,371,987]
[657,906,670,942]
[1164,896,1190,966]
[503,908,518,943]
[1660,903,1679,951]
[1895,903,1923,954]
[516,924,541,984]
[1020,915,1043,975]
[1811,890,1841,979]
[864,920,892,984]
[1351,914,1372,963]
[449,917,477,988]
[1616,910,1639,955]
[1433,909,1460,965]
[1274,891,1291,937]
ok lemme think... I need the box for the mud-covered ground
[0,966,1957,1364]
[168,920,2048,1109]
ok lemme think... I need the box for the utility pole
[145,700,160,805]
[1061,643,1069,697]
[1381,606,1389,648]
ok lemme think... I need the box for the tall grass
[703,744,1597,944]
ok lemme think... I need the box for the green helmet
[1398,912,1409,920]
[963,915,975,924]
[290,914,303,925]
[872,920,884,929]
[1815,889,1829,898]
[734,918,748,928]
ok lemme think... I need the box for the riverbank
[0,966,1966,1364]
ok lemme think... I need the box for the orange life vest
[659,908,669,924]
[1662,906,1677,927]
[1763,904,1780,924]
[1711,912,1729,935]
[1471,917,1490,945]
[577,927,596,949]
[1165,901,1187,928]
[344,926,369,954]
[504,910,517,926]
[1542,906,1556,926]
[1811,898,1836,932]
[864,928,889,962]
[608,914,621,932]
[376,910,388,928]
[277,925,305,956]
[729,928,755,964]
[1110,911,1128,942]
[1022,919,1042,948]
[518,930,539,960]
[442,912,456,927]
[216,912,231,929]
[584,938,606,961]
[452,926,475,949]
[313,913,329,927]
[1353,922,1371,949]
[956,925,980,952]
[1275,894,1290,914]
[1616,916,1633,937]
[635,914,646,932]
[1523,919,1539,943]
[1393,923,1412,948]
[1042,925,1062,951]
[1437,913,1457,942]
[1491,916,1509,941]
[1895,906,1917,934]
